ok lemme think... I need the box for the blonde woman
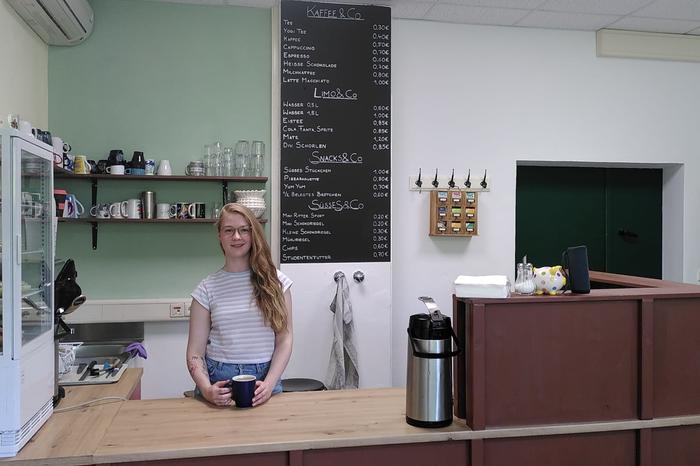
[187,203,293,406]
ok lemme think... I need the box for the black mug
[108,149,124,166]
[96,160,109,174]
[131,151,146,169]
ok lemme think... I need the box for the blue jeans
[195,357,283,397]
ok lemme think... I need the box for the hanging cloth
[325,274,359,390]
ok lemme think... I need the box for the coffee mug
[109,202,123,218]
[174,202,191,219]
[125,167,145,176]
[19,120,32,135]
[157,159,172,176]
[106,164,125,175]
[230,375,256,408]
[63,194,85,218]
[52,136,64,155]
[96,160,109,174]
[156,203,175,219]
[145,159,156,175]
[90,203,111,219]
[121,199,141,219]
[74,155,91,175]
[191,202,206,219]
[63,154,74,172]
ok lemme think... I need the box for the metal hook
[464,169,471,189]
[448,169,455,189]
[333,271,345,282]
[432,169,439,188]
[414,168,422,193]
[480,169,488,189]
[353,271,365,283]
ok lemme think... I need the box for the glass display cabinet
[0,128,54,457]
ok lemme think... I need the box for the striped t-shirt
[191,268,293,364]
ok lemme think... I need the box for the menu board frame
[280,0,391,264]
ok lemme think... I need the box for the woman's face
[218,212,253,259]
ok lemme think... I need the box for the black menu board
[280,0,391,264]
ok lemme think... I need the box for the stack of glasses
[203,140,265,177]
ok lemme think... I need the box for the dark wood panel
[651,425,700,466]
[482,300,639,427]
[302,441,469,466]
[483,431,637,466]
[653,298,700,417]
[119,451,288,466]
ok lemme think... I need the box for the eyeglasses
[221,225,252,237]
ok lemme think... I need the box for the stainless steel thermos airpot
[406,296,460,428]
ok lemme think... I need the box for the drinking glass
[223,147,234,176]
[211,141,222,176]
[211,202,223,219]
[251,141,265,177]
[234,140,249,177]
[202,145,212,176]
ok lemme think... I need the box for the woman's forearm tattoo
[188,355,208,378]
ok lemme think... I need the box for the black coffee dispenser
[406,297,460,428]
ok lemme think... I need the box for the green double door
[515,166,662,279]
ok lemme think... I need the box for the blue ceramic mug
[230,375,256,408]
[125,167,145,176]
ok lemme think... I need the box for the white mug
[62,194,85,218]
[109,202,123,218]
[106,164,125,175]
[156,203,175,219]
[52,136,64,155]
[19,120,32,136]
[157,159,172,176]
[121,199,141,219]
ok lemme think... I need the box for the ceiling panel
[610,16,700,33]
[537,0,653,16]
[425,4,529,25]
[633,0,700,20]
[145,0,700,34]
[516,10,619,30]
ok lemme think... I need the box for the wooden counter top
[3,368,142,466]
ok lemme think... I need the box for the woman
[186,203,293,407]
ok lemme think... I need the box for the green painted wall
[49,0,271,299]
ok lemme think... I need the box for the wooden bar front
[453,272,700,430]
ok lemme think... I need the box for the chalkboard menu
[280,0,391,264]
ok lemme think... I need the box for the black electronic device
[562,245,591,294]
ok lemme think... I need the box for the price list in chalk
[280,1,391,264]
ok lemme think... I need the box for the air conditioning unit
[7,0,94,46]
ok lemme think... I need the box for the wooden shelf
[54,166,267,183]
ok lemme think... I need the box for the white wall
[0,0,48,128]
[391,19,700,386]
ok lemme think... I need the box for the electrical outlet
[184,302,191,317]
[170,303,185,318]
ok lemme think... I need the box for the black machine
[53,259,86,406]
[562,245,591,294]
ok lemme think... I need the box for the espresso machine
[53,259,86,406]
[406,297,460,428]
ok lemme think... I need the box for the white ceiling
[148,0,700,35]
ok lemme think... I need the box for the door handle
[617,229,639,239]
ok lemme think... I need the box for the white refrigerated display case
[0,128,55,457]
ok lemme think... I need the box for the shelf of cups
[54,166,267,182]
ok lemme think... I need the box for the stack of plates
[234,190,266,218]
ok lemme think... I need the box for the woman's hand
[204,380,233,407]
[252,379,273,406]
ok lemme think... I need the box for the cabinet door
[516,166,606,270]
[15,139,54,351]
[605,168,662,279]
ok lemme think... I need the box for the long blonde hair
[216,203,287,333]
